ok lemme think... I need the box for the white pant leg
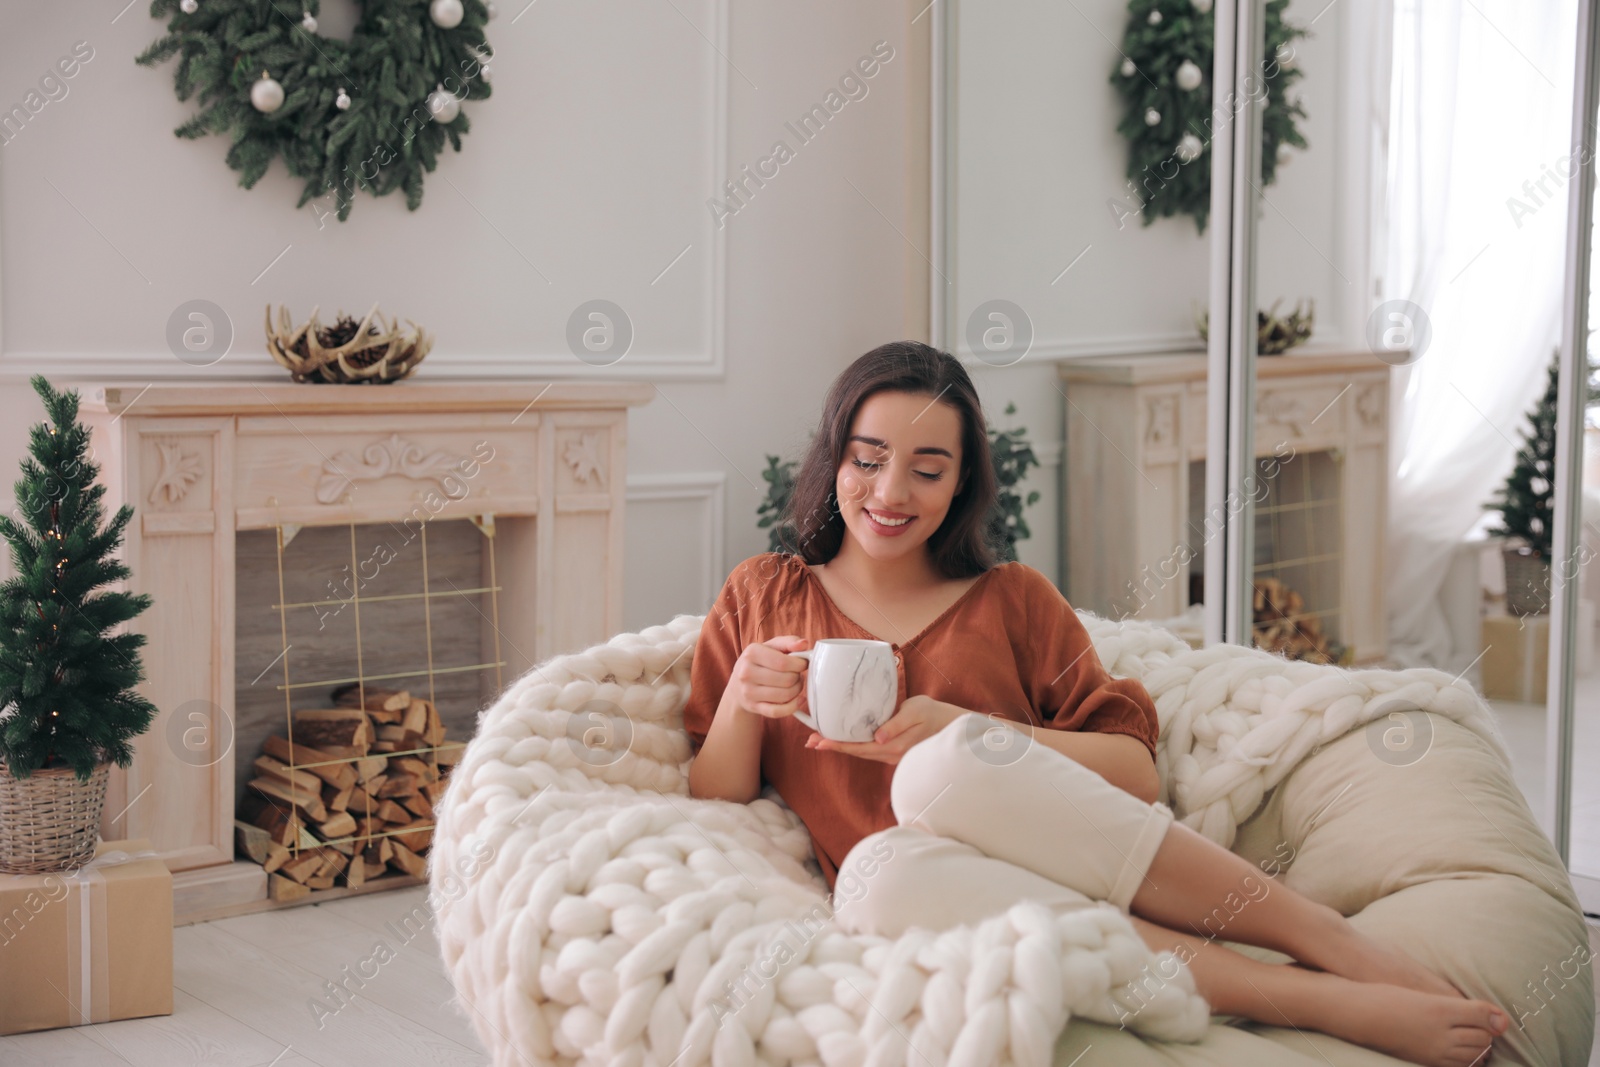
[887,711,1174,912]
[831,825,1100,938]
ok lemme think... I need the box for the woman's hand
[803,695,967,764]
[729,635,812,720]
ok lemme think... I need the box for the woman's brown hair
[781,340,1001,578]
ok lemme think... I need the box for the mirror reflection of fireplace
[1059,349,1389,665]
[1186,451,1349,665]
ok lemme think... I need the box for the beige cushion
[1064,711,1594,1065]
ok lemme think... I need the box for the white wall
[0,1,931,632]
[0,0,1365,629]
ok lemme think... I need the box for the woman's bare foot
[1297,903,1465,999]
[1302,975,1507,1067]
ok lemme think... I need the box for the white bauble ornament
[472,48,494,82]
[1277,144,1292,165]
[251,73,285,113]
[179,0,197,12]
[1144,108,1161,126]
[1275,46,1297,71]
[300,11,317,31]
[335,87,351,110]
[430,0,464,28]
[1176,59,1203,91]
[1120,58,1136,77]
[1192,0,1212,11]
[1176,133,1203,162]
[486,1,497,18]
[428,85,460,123]
[1148,9,1162,25]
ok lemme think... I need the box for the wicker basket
[0,760,110,874]
[1503,544,1553,617]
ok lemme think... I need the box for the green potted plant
[757,402,1042,562]
[1484,350,1600,615]
[0,376,157,873]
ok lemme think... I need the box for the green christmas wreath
[1111,0,1308,234]
[136,0,495,221]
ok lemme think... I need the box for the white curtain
[1379,0,1580,670]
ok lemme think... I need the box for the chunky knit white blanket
[430,611,1508,1067]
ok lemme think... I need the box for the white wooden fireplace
[75,381,653,921]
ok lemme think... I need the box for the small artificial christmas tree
[0,376,157,780]
[1485,350,1600,562]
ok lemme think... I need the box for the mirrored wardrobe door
[935,0,1225,642]
[1236,0,1394,672]
[1557,0,1600,910]
[1264,0,1581,850]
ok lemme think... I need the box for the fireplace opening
[232,515,506,899]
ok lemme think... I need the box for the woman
[685,341,1507,1067]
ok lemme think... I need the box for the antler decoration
[1192,297,1315,355]
[265,302,434,383]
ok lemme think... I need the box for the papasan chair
[430,610,1595,1067]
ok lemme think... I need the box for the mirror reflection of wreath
[1111,0,1308,234]
[136,0,495,222]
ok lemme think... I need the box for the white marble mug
[792,639,900,742]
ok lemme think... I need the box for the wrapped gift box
[1481,611,1549,704]
[0,837,173,1036]
[1480,598,1597,705]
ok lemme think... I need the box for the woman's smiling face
[835,390,967,563]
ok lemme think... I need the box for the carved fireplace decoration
[314,432,481,505]
[1059,350,1390,664]
[78,381,653,921]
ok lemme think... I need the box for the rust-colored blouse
[683,552,1161,892]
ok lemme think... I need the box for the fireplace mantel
[82,381,652,417]
[74,379,653,920]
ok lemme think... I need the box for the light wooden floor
[0,886,489,1066]
[0,860,1593,1065]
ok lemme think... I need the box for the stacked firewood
[234,685,462,902]
[1251,577,1342,665]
